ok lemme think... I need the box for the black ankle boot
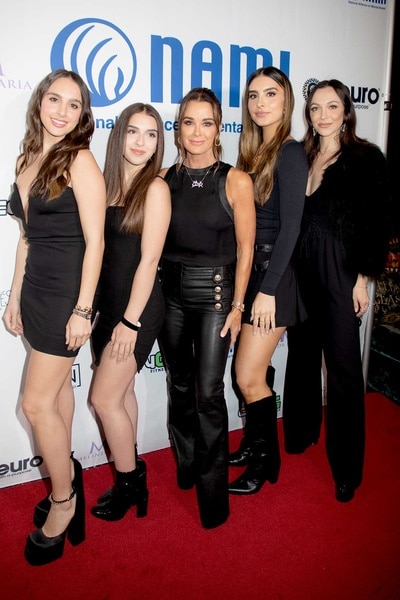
[96,445,145,504]
[25,481,85,566]
[33,453,81,528]
[228,366,276,467]
[91,467,149,521]
[228,395,280,495]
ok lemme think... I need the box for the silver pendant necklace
[184,164,214,188]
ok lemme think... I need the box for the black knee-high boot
[228,395,280,494]
[91,466,149,521]
[228,366,275,467]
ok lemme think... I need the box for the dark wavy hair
[175,87,222,166]
[103,102,165,234]
[17,69,94,200]
[303,79,368,166]
[237,66,294,205]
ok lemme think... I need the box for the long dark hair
[17,69,94,200]
[237,66,294,205]
[175,87,222,166]
[303,79,368,166]
[103,103,165,234]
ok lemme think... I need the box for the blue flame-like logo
[50,18,136,107]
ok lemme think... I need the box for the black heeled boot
[91,467,149,521]
[25,481,86,566]
[33,453,81,528]
[228,395,280,495]
[228,366,275,467]
[96,444,145,504]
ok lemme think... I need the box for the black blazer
[319,143,390,277]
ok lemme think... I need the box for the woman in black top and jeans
[159,87,255,529]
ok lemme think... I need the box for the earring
[341,123,346,132]
[215,135,221,147]
[312,127,316,137]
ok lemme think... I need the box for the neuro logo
[302,77,380,108]
[50,18,136,107]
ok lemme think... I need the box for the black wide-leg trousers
[159,261,233,528]
[283,224,365,488]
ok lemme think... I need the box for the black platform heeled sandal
[25,484,85,566]
[33,454,82,528]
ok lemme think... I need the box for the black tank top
[163,162,236,266]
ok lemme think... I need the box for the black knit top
[162,162,236,267]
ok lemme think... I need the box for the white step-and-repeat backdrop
[0,0,394,488]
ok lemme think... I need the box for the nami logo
[50,18,137,107]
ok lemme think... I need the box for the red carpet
[1,392,399,600]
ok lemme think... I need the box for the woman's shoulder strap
[216,163,233,222]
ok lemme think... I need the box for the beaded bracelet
[121,316,142,331]
[73,308,92,320]
[231,301,245,313]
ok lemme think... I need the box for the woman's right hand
[109,321,137,364]
[3,297,23,336]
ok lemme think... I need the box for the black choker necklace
[184,165,214,189]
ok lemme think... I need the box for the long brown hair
[237,67,294,205]
[303,79,367,166]
[17,69,94,200]
[103,103,165,234]
[175,87,222,166]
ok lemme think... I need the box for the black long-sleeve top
[256,139,308,295]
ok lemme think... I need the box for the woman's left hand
[353,284,370,318]
[251,292,276,336]
[220,308,242,348]
[65,313,92,351]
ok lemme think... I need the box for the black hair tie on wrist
[121,316,141,331]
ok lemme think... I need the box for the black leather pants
[159,260,233,528]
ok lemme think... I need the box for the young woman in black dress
[89,103,171,521]
[4,70,106,565]
[158,88,255,528]
[282,80,390,502]
[228,67,308,496]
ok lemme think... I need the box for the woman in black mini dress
[228,67,308,496]
[90,103,171,522]
[4,70,106,565]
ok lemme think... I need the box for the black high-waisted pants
[158,260,234,528]
[283,216,365,489]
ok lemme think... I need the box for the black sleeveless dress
[8,184,85,357]
[91,206,165,372]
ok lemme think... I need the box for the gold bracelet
[231,301,245,313]
[74,305,93,315]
